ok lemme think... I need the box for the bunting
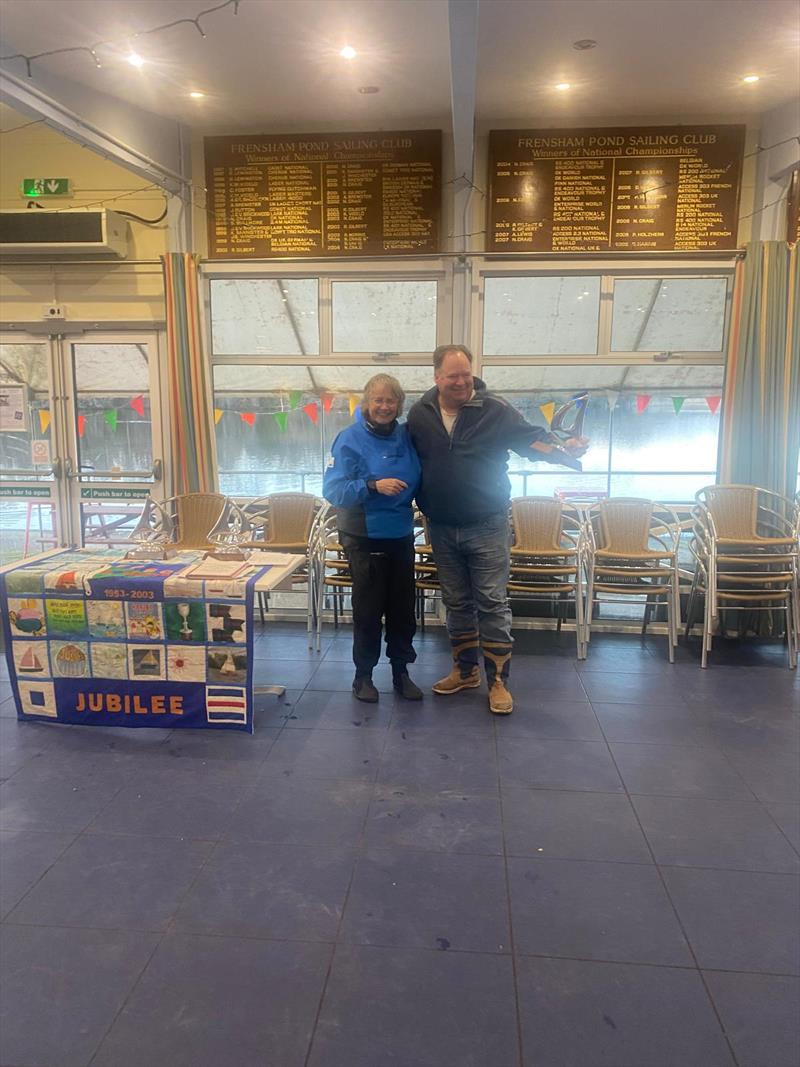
[635,394,652,415]
[273,411,288,432]
[322,393,334,414]
[289,390,302,410]
[130,395,145,417]
[706,396,722,415]
[214,408,223,425]
[348,394,360,416]
[538,401,555,425]
[672,397,686,415]
[303,402,319,424]
[239,412,256,427]
[77,415,86,438]
[606,390,620,411]
[104,409,118,432]
[38,410,51,433]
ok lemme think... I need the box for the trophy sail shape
[536,392,589,471]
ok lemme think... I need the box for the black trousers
[340,532,417,676]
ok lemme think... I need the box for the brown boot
[432,665,481,695]
[488,679,513,715]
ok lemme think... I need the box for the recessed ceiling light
[340,45,357,59]
[126,52,145,68]
[358,85,380,94]
[555,82,571,91]
[742,74,760,83]
[573,39,597,50]
[189,91,206,98]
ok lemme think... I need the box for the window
[331,280,438,352]
[0,343,50,476]
[210,278,319,355]
[483,276,601,356]
[611,277,727,352]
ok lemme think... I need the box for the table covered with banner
[0,548,298,733]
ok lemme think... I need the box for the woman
[323,374,422,703]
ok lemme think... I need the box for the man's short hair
[433,344,473,371]
[361,373,406,414]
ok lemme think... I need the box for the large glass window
[210,278,319,355]
[611,277,727,352]
[331,280,438,352]
[0,343,50,476]
[483,276,601,355]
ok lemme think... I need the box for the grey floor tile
[506,666,590,703]
[306,660,383,692]
[592,701,716,746]
[392,690,495,733]
[307,943,519,1067]
[365,784,504,854]
[722,748,800,804]
[0,828,76,919]
[502,788,651,863]
[494,700,603,741]
[6,833,213,931]
[662,866,800,974]
[339,848,510,952]
[0,924,158,1067]
[92,933,331,1067]
[252,657,319,689]
[610,742,753,800]
[286,687,394,730]
[516,956,734,1067]
[173,839,355,941]
[261,727,386,780]
[767,801,800,852]
[498,738,623,793]
[632,795,800,872]
[158,726,280,762]
[704,970,800,1067]
[227,775,373,846]
[252,687,304,727]
[378,729,499,792]
[0,758,126,833]
[508,856,692,965]
[579,671,688,706]
[707,706,800,753]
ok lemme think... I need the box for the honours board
[488,125,746,252]
[205,130,441,258]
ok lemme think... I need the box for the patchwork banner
[1,549,274,733]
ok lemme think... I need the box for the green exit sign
[22,178,71,197]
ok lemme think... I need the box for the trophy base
[205,548,249,561]
[125,546,177,561]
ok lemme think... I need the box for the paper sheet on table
[247,551,303,566]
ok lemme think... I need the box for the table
[0,547,304,733]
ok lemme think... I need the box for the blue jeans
[428,513,513,684]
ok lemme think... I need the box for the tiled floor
[0,623,798,1067]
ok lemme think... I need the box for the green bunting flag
[104,409,118,432]
[273,411,288,432]
[289,390,302,410]
[672,397,686,414]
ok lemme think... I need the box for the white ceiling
[0,0,796,134]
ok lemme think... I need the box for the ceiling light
[573,39,597,50]
[358,85,380,94]
[555,82,571,91]
[340,45,357,59]
[189,91,205,98]
[742,74,760,83]
[126,52,145,67]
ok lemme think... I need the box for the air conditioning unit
[0,209,129,257]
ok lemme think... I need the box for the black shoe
[353,675,379,702]
[393,671,423,701]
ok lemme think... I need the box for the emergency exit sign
[22,178,71,197]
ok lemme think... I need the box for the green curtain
[719,241,800,500]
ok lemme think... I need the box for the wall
[751,98,800,242]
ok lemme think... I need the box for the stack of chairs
[244,492,320,624]
[129,492,230,551]
[413,510,440,631]
[688,485,799,668]
[310,507,354,651]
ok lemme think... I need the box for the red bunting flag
[130,394,145,417]
[635,394,651,415]
[322,393,334,414]
[705,396,721,415]
[240,412,256,427]
[303,402,319,424]
[77,415,86,438]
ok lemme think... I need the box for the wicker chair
[244,493,320,624]
[509,497,586,658]
[584,498,681,662]
[687,485,798,668]
[413,511,441,631]
[129,492,229,551]
[311,509,354,650]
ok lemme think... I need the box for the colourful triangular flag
[289,390,302,410]
[322,393,334,414]
[273,411,288,432]
[38,410,51,433]
[606,390,620,411]
[672,396,686,415]
[539,401,555,426]
[77,415,86,438]
[240,412,256,427]
[214,408,223,425]
[303,402,319,424]
[104,409,118,432]
[349,393,360,417]
[635,394,651,415]
[705,396,721,415]
[130,394,145,417]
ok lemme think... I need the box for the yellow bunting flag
[539,401,555,426]
[214,408,223,425]
[348,393,360,417]
[38,410,51,433]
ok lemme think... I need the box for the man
[406,345,588,715]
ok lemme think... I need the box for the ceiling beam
[448,0,479,187]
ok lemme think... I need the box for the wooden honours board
[205,130,441,258]
[488,125,746,253]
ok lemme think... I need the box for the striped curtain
[719,241,800,500]
[162,252,217,494]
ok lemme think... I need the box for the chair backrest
[511,497,563,552]
[594,498,654,554]
[174,493,228,549]
[264,493,317,544]
[697,485,757,540]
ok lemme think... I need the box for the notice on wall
[487,125,746,252]
[0,385,27,432]
[204,130,442,258]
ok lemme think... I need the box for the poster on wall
[487,124,746,252]
[0,384,28,432]
[204,129,442,258]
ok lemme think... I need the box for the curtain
[162,252,217,494]
[719,241,800,501]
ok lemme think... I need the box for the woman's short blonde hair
[361,373,405,415]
